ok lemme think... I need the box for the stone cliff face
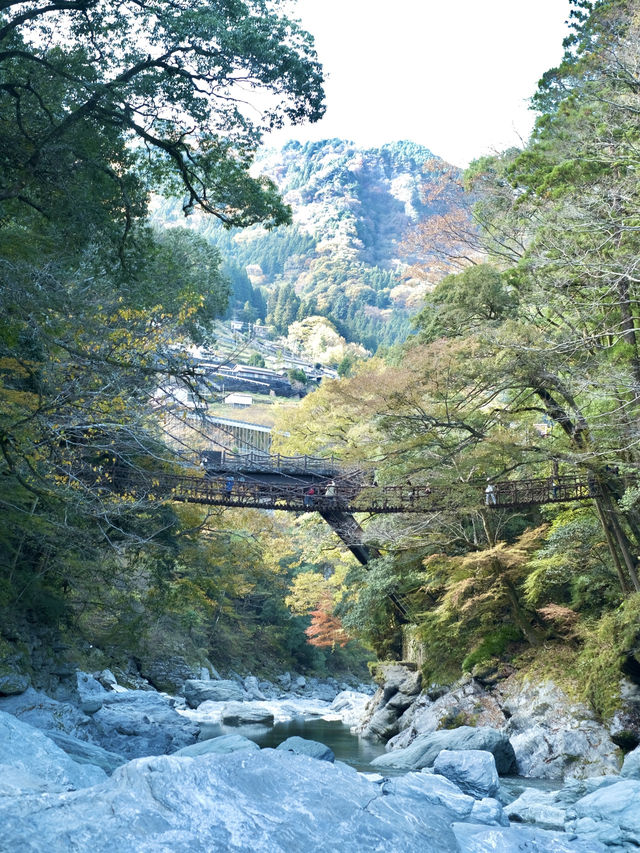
[357,663,640,782]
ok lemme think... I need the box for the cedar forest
[1,0,640,714]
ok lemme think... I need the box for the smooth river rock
[452,822,607,852]
[44,730,126,775]
[433,749,500,799]
[90,689,198,758]
[173,734,260,757]
[276,736,335,762]
[0,710,106,795]
[372,725,517,774]
[184,678,245,707]
[566,779,640,848]
[0,750,463,852]
[221,701,275,726]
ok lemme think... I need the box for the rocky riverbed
[1,664,640,851]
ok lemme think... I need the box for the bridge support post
[318,509,379,565]
[318,509,410,622]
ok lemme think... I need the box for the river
[198,715,389,773]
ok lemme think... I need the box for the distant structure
[224,393,253,408]
[206,416,272,454]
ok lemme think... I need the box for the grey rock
[372,726,517,774]
[184,678,245,707]
[0,710,106,794]
[620,743,640,778]
[609,678,640,750]
[138,655,199,694]
[469,798,510,827]
[91,689,198,758]
[505,787,567,830]
[0,750,460,852]
[277,672,291,690]
[0,671,30,696]
[498,678,620,780]
[388,679,508,752]
[452,822,607,852]
[221,702,274,726]
[308,682,338,702]
[555,775,620,807]
[329,690,370,726]
[173,734,260,757]
[244,676,266,700]
[276,736,335,762]
[293,675,306,690]
[96,669,117,688]
[382,771,475,820]
[0,686,92,738]
[433,749,500,799]
[45,730,125,775]
[363,705,402,741]
[75,671,106,714]
[566,779,640,848]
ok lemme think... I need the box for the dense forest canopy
[0,0,353,674]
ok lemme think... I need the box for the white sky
[267,0,573,167]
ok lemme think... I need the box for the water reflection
[200,717,388,773]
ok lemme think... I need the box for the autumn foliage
[305,594,350,648]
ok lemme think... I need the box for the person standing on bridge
[224,475,234,496]
[304,486,315,508]
[325,480,336,503]
[485,480,496,505]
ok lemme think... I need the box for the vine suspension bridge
[106,450,598,567]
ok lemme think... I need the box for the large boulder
[75,671,106,714]
[45,730,125,775]
[433,749,500,799]
[372,726,517,774]
[329,690,370,727]
[382,772,475,821]
[452,822,607,852]
[356,662,422,741]
[608,678,640,751]
[0,710,106,794]
[0,750,462,852]
[90,689,198,758]
[244,676,266,700]
[184,678,245,708]
[221,702,274,726]
[0,670,30,696]
[173,734,260,757]
[620,743,640,778]
[505,788,569,831]
[275,736,334,762]
[496,678,620,780]
[566,779,640,848]
[0,687,92,739]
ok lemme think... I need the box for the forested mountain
[153,140,462,351]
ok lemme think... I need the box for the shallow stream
[198,716,388,773]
